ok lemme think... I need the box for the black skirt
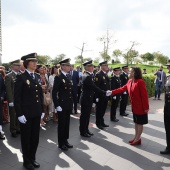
[133,113,148,125]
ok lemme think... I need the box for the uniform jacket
[14,71,44,118]
[94,70,110,98]
[5,71,17,103]
[0,74,5,98]
[111,75,121,97]
[112,79,149,115]
[69,70,79,91]
[80,72,105,105]
[154,70,166,86]
[52,72,73,110]
[120,72,129,86]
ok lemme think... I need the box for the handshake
[106,90,112,96]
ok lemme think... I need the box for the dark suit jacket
[70,70,79,91]
[94,70,110,99]
[0,74,5,98]
[52,72,73,110]
[14,71,44,118]
[80,72,105,106]
[111,75,121,97]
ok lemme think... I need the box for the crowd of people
[0,53,170,170]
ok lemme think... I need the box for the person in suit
[52,58,73,151]
[69,64,79,114]
[160,60,170,154]
[94,61,110,130]
[110,67,121,122]
[14,53,44,170]
[79,60,112,137]
[154,66,166,100]
[111,67,149,145]
[119,65,129,116]
[0,73,5,139]
[5,60,21,137]
[142,68,147,74]
[76,65,83,103]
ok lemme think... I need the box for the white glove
[106,90,112,96]
[96,98,99,102]
[9,102,14,107]
[123,92,127,94]
[56,106,62,112]
[113,96,116,100]
[41,113,45,119]
[18,115,27,124]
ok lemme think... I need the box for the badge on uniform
[103,76,105,79]
[63,79,65,83]
[125,77,127,79]
[26,80,30,85]
[96,78,98,81]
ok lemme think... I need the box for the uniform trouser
[0,101,3,125]
[77,85,82,103]
[155,83,162,99]
[72,89,78,111]
[164,101,170,149]
[9,106,20,133]
[96,97,108,126]
[80,103,92,134]
[110,96,120,120]
[20,116,41,165]
[120,93,128,114]
[58,109,71,146]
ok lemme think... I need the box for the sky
[1,0,170,63]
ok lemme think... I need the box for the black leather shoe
[96,125,104,130]
[11,132,18,138]
[59,145,68,151]
[120,113,129,116]
[101,123,109,127]
[31,161,40,168]
[23,163,34,170]
[111,118,119,122]
[160,148,170,154]
[87,130,94,136]
[80,133,91,137]
[0,132,5,140]
[65,141,73,148]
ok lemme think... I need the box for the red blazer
[112,79,149,115]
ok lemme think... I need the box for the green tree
[112,49,122,63]
[100,52,111,61]
[140,52,154,63]
[123,50,139,64]
[2,63,11,70]
[37,55,52,65]
[152,52,169,65]
[51,54,66,65]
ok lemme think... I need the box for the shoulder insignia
[63,79,65,83]
[26,80,30,85]
[103,76,105,79]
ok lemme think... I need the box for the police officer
[95,61,110,130]
[160,60,170,154]
[52,58,73,151]
[110,67,121,122]
[119,65,129,116]
[79,60,111,137]
[14,53,44,170]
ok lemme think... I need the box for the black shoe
[101,123,109,127]
[23,163,34,170]
[111,118,119,122]
[0,133,5,140]
[65,141,73,148]
[11,132,17,138]
[96,125,104,130]
[160,148,170,154]
[80,133,91,137]
[120,113,129,116]
[31,161,40,168]
[16,130,21,134]
[59,144,68,151]
[87,130,94,136]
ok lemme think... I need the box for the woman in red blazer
[112,67,149,145]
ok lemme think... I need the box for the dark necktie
[30,73,35,80]
[66,74,70,80]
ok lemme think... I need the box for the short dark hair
[131,67,142,79]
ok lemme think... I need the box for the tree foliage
[51,54,66,65]
[152,52,169,65]
[140,52,154,63]
[37,55,52,65]
[112,49,122,63]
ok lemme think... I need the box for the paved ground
[0,94,170,170]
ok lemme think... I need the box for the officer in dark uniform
[119,65,129,116]
[110,67,121,122]
[160,60,170,154]
[52,58,73,151]
[14,53,44,170]
[95,61,110,130]
[79,60,111,137]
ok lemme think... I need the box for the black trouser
[110,96,120,120]
[58,109,71,146]
[80,103,92,134]
[96,97,108,126]
[77,85,82,103]
[20,116,41,165]
[120,93,128,114]
[164,98,170,149]
[72,89,78,111]
[0,100,3,125]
